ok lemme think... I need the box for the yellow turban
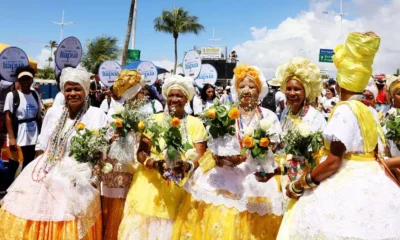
[333,32,380,93]
[276,56,322,102]
[113,69,143,98]
[386,74,400,97]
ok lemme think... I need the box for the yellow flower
[242,136,255,148]
[76,123,85,131]
[291,119,302,125]
[228,107,240,119]
[138,121,145,130]
[206,109,217,119]
[171,117,180,127]
[92,129,100,136]
[114,118,123,128]
[259,137,270,147]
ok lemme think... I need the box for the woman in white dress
[320,85,339,120]
[192,83,218,116]
[279,32,400,239]
[0,67,107,239]
[137,84,163,115]
[172,63,284,239]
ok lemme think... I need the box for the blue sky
[1,0,311,63]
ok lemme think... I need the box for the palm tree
[121,0,136,66]
[154,7,205,73]
[81,35,120,74]
[45,40,58,67]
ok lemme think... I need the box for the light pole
[323,0,345,35]
[52,10,75,43]
[131,0,138,49]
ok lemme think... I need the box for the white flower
[388,108,397,116]
[296,122,312,137]
[286,154,293,161]
[102,162,113,174]
[185,148,198,161]
[115,104,125,114]
[244,127,254,137]
[259,119,273,133]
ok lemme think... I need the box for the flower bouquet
[384,108,400,152]
[110,99,148,137]
[240,119,277,173]
[202,99,241,157]
[282,122,323,181]
[69,123,110,173]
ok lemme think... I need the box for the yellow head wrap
[276,56,322,102]
[113,69,142,98]
[333,32,380,93]
[386,74,400,97]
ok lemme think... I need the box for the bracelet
[143,157,153,170]
[299,172,312,190]
[289,181,304,197]
[186,161,195,174]
[305,171,319,188]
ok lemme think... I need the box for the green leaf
[167,146,177,160]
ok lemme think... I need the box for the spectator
[89,75,104,107]
[100,86,125,114]
[193,83,218,116]
[375,75,388,111]
[363,79,379,109]
[137,85,164,115]
[261,78,286,119]
[321,85,339,119]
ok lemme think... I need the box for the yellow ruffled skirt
[171,195,283,240]
[0,209,102,240]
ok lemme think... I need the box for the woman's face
[393,89,400,108]
[137,89,150,100]
[167,89,188,113]
[285,79,306,109]
[326,88,333,99]
[238,77,259,107]
[206,87,214,100]
[64,81,85,110]
[363,90,375,107]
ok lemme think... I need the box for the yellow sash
[325,100,379,153]
[344,152,375,162]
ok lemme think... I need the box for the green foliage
[81,35,121,74]
[69,127,109,165]
[36,66,55,79]
[110,99,147,137]
[202,101,237,139]
[384,109,400,151]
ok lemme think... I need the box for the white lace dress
[185,107,284,218]
[282,104,400,239]
[1,107,107,239]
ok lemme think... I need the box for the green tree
[121,0,136,66]
[81,35,120,74]
[154,7,205,73]
[45,40,58,67]
[36,66,55,79]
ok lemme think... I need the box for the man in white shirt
[4,66,42,187]
[100,86,125,114]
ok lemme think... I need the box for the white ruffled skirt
[279,159,400,240]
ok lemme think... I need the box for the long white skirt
[280,159,400,240]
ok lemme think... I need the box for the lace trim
[184,177,284,216]
[101,186,130,198]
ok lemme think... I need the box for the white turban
[162,75,196,101]
[364,77,378,99]
[60,67,91,96]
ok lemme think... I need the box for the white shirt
[275,91,286,114]
[4,91,42,146]
[53,92,65,108]
[193,97,215,115]
[139,100,163,115]
[321,96,339,118]
[100,97,125,114]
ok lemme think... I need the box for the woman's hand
[152,160,168,180]
[215,154,246,167]
[285,181,303,200]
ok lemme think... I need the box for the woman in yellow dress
[172,64,284,239]
[0,67,106,239]
[118,75,208,240]
[279,32,400,239]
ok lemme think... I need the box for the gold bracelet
[143,157,153,170]
[289,181,304,196]
[299,172,312,190]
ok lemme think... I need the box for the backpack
[12,90,43,138]
[107,97,112,110]
[261,89,277,112]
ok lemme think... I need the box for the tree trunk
[121,0,136,66]
[48,47,53,67]
[174,34,178,74]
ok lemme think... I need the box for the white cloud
[151,57,183,76]
[233,0,400,79]
[35,48,56,69]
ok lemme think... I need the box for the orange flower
[259,138,270,147]
[228,107,240,119]
[206,109,216,119]
[76,122,85,131]
[114,118,123,128]
[138,121,145,130]
[242,136,255,148]
[171,117,180,127]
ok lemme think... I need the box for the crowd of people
[0,31,400,240]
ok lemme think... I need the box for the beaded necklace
[32,105,87,182]
[282,105,310,132]
[164,111,190,145]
